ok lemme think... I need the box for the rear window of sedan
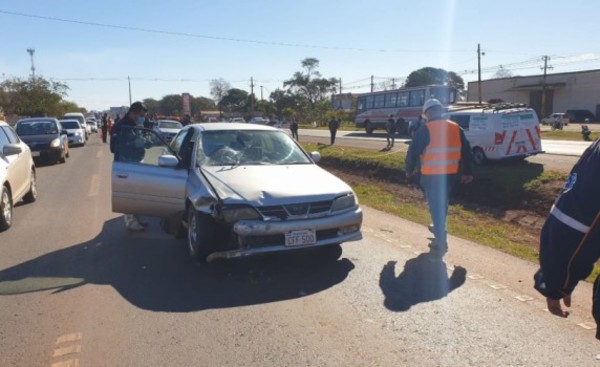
[16,121,59,135]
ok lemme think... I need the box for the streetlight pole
[128,76,132,105]
[477,43,482,104]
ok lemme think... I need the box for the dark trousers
[291,130,299,140]
[387,132,395,147]
[101,127,108,143]
[330,129,337,144]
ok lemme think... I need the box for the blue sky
[1,0,598,110]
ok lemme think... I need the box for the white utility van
[445,105,543,165]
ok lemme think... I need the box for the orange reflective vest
[420,120,462,175]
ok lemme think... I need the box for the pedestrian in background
[386,115,396,149]
[328,117,340,145]
[534,138,600,337]
[181,114,192,126]
[101,113,109,143]
[290,120,299,141]
[405,99,474,254]
[110,101,149,232]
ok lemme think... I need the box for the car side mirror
[158,154,179,168]
[310,151,321,163]
[3,144,23,156]
[61,130,68,135]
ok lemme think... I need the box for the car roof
[64,112,84,116]
[189,122,278,132]
[448,107,534,115]
[17,117,59,123]
[59,119,81,124]
[157,119,181,123]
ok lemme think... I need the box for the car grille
[257,200,332,220]
[244,229,339,249]
[28,142,51,150]
[67,133,74,137]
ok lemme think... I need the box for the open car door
[111,127,188,217]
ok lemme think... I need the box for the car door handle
[116,173,129,178]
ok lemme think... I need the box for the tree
[284,58,338,107]
[143,98,160,114]
[404,67,465,91]
[159,94,182,116]
[0,77,75,117]
[219,88,248,113]
[190,96,216,118]
[493,66,513,79]
[210,78,231,116]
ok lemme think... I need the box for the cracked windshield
[1,1,600,366]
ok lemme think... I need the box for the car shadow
[0,217,355,313]
[379,251,466,312]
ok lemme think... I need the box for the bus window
[385,93,397,108]
[374,94,385,108]
[397,91,409,107]
[365,96,374,109]
[409,90,425,107]
[450,115,470,130]
[357,96,365,112]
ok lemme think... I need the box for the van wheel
[365,121,374,135]
[472,148,487,165]
[0,185,12,230]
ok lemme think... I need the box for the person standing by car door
[405,99,474,254]
[110,101,149,232]
[328,117,340,145]
[534,138,600,337]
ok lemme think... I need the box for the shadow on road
[379,251,466,311]
[0,217,355,312]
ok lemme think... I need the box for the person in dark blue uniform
[534,138,600,339]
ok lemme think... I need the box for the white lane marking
[88,174,100,197]
[468,274,484,280]
[487,283,507,290]
[578,322,597,330]
[53,345,81,357]
[56,333,82,344]
[514,295,534,302]
[51,359,79,367]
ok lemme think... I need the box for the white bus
[355,85,458,135]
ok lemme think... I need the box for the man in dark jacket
[328,117,340,145]
[534,138,600,339]
[405,99,474,254]
[110,101,148,231]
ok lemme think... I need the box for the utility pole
[26,48,36,80]
[391,78,396,89]
[540,56,553,118]
[370,75,374,93]
[260,85,263,101]
[128,76,132,105]
[250,77,255,115]
[339,78,342,94]
[477,43,483,104]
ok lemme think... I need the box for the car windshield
[61,120,80,129]
[159,121,183,129]
[197,130,311,166]
[16,121,58,135]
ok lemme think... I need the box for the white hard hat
[422,98,442,114]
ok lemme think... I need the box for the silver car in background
[60,119,86,146]
[0,121,37,231]
[153,119,183,143]
[111,123,362,262]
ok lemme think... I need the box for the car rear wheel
[0,185,12,230]
[472,147,487,165]
[23,169,38,203]
[187,208,217,261]
[59,149,66,164]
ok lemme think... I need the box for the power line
[0,9,474,54]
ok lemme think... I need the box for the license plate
[31,151,40,157]
[285,229,316,247]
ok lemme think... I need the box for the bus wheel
[365,121,374,135]
[397,119,408,135]
[472,147,486,165]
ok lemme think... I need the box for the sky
[1,0,599,111]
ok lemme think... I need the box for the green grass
[541,130,599,141]
[298,123,361,131]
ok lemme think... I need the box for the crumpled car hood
[201,164,352,206]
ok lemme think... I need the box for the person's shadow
[379,251,466,311]
[0,217,355,313]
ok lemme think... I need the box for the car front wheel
[187,208,217,261]
[0,185,12,230]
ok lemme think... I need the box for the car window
[0,127,11,149]
[114,127,175,166]
[2,126,20,144]
[16,121,59,135]
[61,120,81,129]
[449,115,470,131]
[170,129,189,155]
[196,130,311,166]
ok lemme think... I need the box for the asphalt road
[1,134,600,366]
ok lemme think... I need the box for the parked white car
[0,121,37,231]
[249,117,269,125]
[63,112,90,140]
[111,123,362,262]
[60,119,86,146]
[153,120,183,143]
[541,113,569,126]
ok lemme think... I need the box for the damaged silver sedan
[111,123,362,261]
